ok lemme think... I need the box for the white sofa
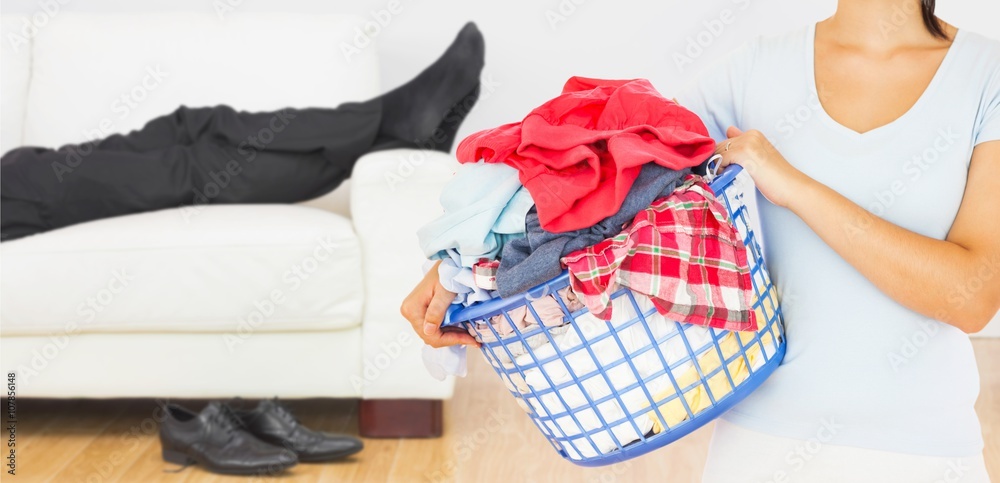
[0,12,459,435]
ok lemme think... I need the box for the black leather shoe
[228,398,364,462]
[159,402,298,475]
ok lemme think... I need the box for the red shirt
[457,77,716,233]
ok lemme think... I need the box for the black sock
[375,22,485,149]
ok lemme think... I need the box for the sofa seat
[0,204,363,336]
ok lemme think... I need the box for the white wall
[2,0,998,335]
[4,0,998,137]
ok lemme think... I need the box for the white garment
[677,24,1000,456]
[703,419,991,483]
[483,323,573,366]
[433,250,495,306]
[421,344,467,381]
[417,161,533,266]
[419,260,479,380]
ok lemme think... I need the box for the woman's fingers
[423,285,454,334]
[714,141,737,169]
[437,328,480,348]
[397,265,491,348]
[401,261,476,348]
[424,284,480,347]
[421,316,479,347]
[711,126,750,170]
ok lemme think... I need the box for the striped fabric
[561,176,757,331]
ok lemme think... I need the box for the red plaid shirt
[561,176,757,331]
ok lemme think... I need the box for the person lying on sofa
[0,22,484,242]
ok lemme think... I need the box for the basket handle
[704,154,724,182]
[707,161,743,193]
[439,303,466,329]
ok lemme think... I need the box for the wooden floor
[6,339,998,482]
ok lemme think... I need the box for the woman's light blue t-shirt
[677,24,1000,457]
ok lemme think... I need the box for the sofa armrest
[350,148,459,399]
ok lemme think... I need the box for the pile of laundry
[418,76,757,331]
[417,76,768,458]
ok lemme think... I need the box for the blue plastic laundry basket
[445,165,786,466]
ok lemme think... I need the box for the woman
[402,0,999,480]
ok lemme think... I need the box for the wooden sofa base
[359,399,443,438]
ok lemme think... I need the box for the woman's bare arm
[718,128,1000,333]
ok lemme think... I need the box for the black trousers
[0,101,391,241]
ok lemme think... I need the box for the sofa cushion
[1,15,31,155]
[0,205,363,336]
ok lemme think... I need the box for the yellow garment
[648,307,774,433]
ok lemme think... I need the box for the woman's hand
[714,126,808,208]
[400,261,480,348]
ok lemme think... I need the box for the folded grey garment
[495,163,692,297]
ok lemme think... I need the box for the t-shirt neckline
[805,22,965,140]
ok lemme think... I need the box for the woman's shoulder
[957,30,1000,68]
[751,24,812,55]
[724,24,812,74]
[953,30,1000,99]
[958,30,1000,52]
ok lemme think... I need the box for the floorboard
[4,340,997,482]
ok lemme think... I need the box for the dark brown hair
[921,0,948,39]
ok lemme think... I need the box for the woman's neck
[824,0,952,50]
